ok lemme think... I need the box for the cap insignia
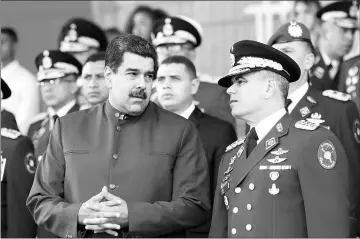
[288,21,303,38]
[42,50,52,69]
[163,18,174,36]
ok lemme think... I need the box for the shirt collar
[104,99,144,125]
[179,103,196,119]
[287,82,309,113]
[47,99,76,118]
[319,48,340,68]
[253,108,287,144]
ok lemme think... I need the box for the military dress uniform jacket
[27,103,80,163]
[186,107,237,238]
[26,100,211,238]
[338,55,360,112]
[209,113,352,238]
[309,51,341,91]
[1,128,37,238]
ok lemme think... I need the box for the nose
[135,75,146,89]
[88,77,98,88]
[226,84,235,95]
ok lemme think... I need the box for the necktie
[246,127,258,157]
[53,114,59,124]
[285,99,293,112]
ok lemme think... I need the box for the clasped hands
[78,186,128,237]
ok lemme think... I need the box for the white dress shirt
[1,60,40,135]
[319,48,340,80]
[287,82,309,113]
[179,103,196,119]
[252,108,287,144]
[47,100,76,129]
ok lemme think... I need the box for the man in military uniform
[151,16,236,131]
[27,33,210,238]
[156,55,237,237]
[268,21,360,236]
[79,52,109,109]
[26,50,82,238]
[1,78,18,130]
[310,1,359,91]
[209,40,352,237]
[1,79,37,238]
[338,55,360,112]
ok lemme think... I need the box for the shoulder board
[306,96,317,104]
[29,112,48,125]
[295,120,319,131]
[197,72,219,84]
[1,128,21,139]
[225,137,245,152]
[322,90,351,102]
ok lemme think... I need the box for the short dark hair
[1,27,18,43]
[294,0,321,11]
[105,33,158,74]
[161,55,197,79]
[85,51,106,65]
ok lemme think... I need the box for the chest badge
[307,112,325,124]
[269,183,280,195]
[300,107,311,117]
[271,148,289,156]
[224,196,230,210]
[265,137,276,150]
[269,171,279,181]
[267,156,287,164]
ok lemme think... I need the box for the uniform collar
[104,100,145,125]
[288,82,309,113]
[179,102,195,119]
[319,47,340,68]
[253,108,287,144]
[47,99,76,118]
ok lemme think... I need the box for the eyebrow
[125,68,155,74]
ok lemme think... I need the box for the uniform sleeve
[298,130,352,237]
[7,137,37,238]
[209,156,228,238]
[126,121,211,237]
[26,119,82,238]
[16,75,40,135]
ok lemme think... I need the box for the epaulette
[197,72,219,84]
[1,128,21,139]
[322,90,351,102]
[295,120,319,131]
[225,137,245,152]
[28,112,48,125]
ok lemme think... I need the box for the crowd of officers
[1,0,360,238]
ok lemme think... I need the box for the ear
[304,52,315,70]
[104,66,113,89]
[264,78,276,99]
[191,77,200,95]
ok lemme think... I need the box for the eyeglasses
[156,43,194,54]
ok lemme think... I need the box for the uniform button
[246,224,252,231]
[247,204,252,210]
[235,187,241,193]
[115,112,120,117]
[249,183,255,190]
[232,207,238,213]
[231,228,237,235]
[109,184,116,190]
[113,154,118,159]
[116,126,121,131]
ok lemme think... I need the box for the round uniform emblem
[163,18,173,36]
[317,140,337,169]
[230,53,235,67]
[288,21,303,38]
[353,119,360,144]
[25,153,36,174]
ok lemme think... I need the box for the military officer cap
[152,16,203,47]
[58,18,108,53]
[218,40,301,88]
[35,50,82,81]
[1,78,11,99]
[268,21,313,47]
[316,0,360,29]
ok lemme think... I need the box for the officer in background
[338,55,360,113]
[268,21,360,236]
[310,1,359,91]
[1,78,18,130]
[156,55,237,237]
[1,78,37,238]
[79,52,109,110]
[209,40,351,237]
[58,17,108,108]
[151,16,236,131]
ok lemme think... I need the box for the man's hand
[83,191,129,233]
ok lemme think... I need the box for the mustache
[129,89,147,99]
